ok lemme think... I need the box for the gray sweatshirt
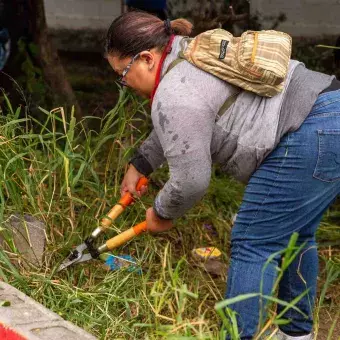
[130,36,334,220]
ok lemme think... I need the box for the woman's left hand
[146,207,173,233]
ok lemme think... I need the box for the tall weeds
[0,91,339,339]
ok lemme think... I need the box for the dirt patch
[317,307,340,340]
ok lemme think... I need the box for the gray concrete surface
[250,0,340,37]
[44,0,340,37]
[0,282,97,340]
[44,0,121,30]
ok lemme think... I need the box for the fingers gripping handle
[99,177,148,231]
[119,176,149,207]
[101,221,147,252]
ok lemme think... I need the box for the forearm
[153,156,212,219]
[129,129,166,176]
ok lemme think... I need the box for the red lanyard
[150,34,175,105]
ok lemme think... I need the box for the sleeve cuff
[153,202,173,220]
[129,150,154,176]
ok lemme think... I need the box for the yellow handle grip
[100,177,148,231]
[100,205,125,230]
[105,221,147,251]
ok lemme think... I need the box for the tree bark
[1,0,82,120]
[27,0,82,120]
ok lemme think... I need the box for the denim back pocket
[313,129,340,182]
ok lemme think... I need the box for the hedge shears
[57,177,148,272]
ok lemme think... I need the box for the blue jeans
[225,89,340,339]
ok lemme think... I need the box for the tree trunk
[27,0,82,120]
[1,0,82,120]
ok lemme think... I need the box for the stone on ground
[1,214,47,267]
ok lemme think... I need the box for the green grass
[0,88,339,339]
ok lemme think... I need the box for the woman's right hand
[120,164,148,198]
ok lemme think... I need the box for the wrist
[129,150,153,176]
[153,204,172,221]
[128,163,139,174]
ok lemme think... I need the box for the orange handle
[104,221,147,251]
[100,177,148,231]
[132,221,147,235]
[119,177,149,207]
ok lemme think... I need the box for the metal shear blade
[57,243,93,272]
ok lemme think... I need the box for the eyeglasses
[117,53,140,87]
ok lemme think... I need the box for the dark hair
[105,11,193,58]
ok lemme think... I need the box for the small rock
[0,214,47,267]
[201,259,227,277]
